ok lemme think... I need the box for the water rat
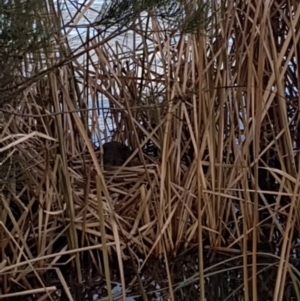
[101,141,140,167]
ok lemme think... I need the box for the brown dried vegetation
[1,1,300,300]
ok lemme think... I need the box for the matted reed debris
[1,0,300,300]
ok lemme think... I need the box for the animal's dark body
[102,141,134,167]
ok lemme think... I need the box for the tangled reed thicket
[1,1,300,300]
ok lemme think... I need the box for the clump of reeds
[1,1,300,300]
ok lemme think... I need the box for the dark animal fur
[102,141,134,167]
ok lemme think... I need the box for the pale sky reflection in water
[61,0,145,143]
